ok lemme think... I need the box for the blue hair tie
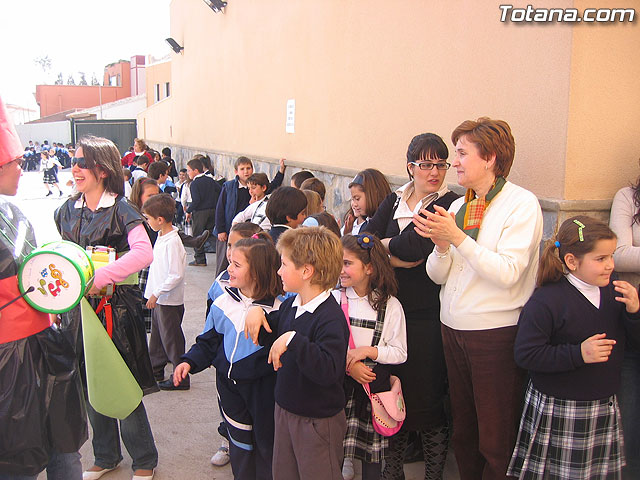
[554,240,560,248]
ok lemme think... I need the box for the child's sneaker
[210,446,230,466]
[342,457,355,480]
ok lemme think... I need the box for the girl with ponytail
[509,215,640,479]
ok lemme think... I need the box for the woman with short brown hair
[415,117,543,479]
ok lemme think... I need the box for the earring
[485,164,488,170]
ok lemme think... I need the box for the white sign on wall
[286,99,295,134]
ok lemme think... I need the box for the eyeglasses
[13,157,24,167]
[71,157,90,169]
[409,161,451,171]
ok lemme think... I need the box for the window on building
[155,84,160,102]
[165,82,170,98]
[109,75,117,87]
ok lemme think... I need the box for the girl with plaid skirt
[40,149,63,196]
[334,234,407,480]
[508,216,640,480]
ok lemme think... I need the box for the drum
[18,240,95,314]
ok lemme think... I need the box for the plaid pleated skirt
[507,381,625,480]
[43,168,58,184]
[343,384,388,464]
[138,266,152,333]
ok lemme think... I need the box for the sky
[0,0,171,113]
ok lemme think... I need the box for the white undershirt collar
[566,273,601,308]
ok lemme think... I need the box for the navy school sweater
[187,175,221,213]
[259,294,349,418]
[515,276,640,400]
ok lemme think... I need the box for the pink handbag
[340,290,406,436]
[364,375,406,436]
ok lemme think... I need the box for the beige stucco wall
[564,0,640,200]
[142,0,588,200]
[145,61,172,108]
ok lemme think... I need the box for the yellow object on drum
[18,240,95,314]
[86,246,116,296]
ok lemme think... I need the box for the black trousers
[191,209,215,263]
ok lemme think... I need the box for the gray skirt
[508,381,624,480]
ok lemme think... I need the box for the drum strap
[95,296,114,338]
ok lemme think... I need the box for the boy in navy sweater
[245,227,348,480]
[186,157,221,266]
[215,156,286,275]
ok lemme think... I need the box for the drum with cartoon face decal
[18,240,94,313]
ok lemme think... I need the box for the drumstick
[0,286,35,311]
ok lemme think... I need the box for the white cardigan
[610,186,640,288]
[426,181,543,331]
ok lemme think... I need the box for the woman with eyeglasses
[361,133,459,480]
[55,135,159,480]
[413,118,543,480]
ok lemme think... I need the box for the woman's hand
[348,361,376,384]
[346,346,378,371]
[413,205,466,249]
[88,284,102,296]
[613,280,640,313]
[389,255,424,269]
[173,362,191,385]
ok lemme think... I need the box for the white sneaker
[211,446,230,466]
[342,457,355,480]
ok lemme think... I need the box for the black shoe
[188,260,207,267]
[59,190,63,196]
[195,230,211,251]
[46,191,52,196]
[158,378,190,391]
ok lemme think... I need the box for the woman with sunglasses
[55,136,158,480]
[414,118,543,480]
[361,133,459,480]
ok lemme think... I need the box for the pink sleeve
[93,224,153,289]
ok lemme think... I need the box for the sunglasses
[71,157,90,169]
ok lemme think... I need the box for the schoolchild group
[1,104,640,480]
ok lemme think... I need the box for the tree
[91,73,100,86]
[55,73,64,85]
[34,55,52,83]
[78,72,88,86]
[67,74,76,85]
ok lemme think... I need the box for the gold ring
[428,228,433,234]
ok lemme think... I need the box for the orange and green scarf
[455,177,506,240]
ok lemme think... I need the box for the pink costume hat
[0,96,24,166]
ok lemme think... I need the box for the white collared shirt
[293,290,332,319]
[286,290,332,345]
[331,287,407,365]
[74,190,118,209]
[393,181,449,232]
[566,273,601,308]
